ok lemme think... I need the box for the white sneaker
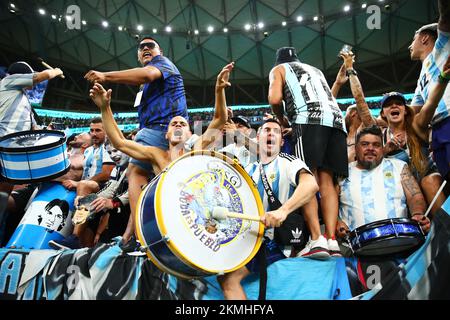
[327,238,342,257]
[297,235,330,260]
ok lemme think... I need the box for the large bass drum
[136,151,264,279]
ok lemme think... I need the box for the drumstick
[424,180,447,217]
[38,58,65,79]
[212,207,262,222]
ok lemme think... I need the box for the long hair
[403,107,427,176]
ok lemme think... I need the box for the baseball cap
[380,92,407,109]
[231,115,251,128]
[7,61,34,75]
[274,47,300,66]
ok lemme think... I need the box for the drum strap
[259,163,283,210]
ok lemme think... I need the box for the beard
[358,158,381,170]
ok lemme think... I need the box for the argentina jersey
[338,158,408,231]
[282,62,346,133]
[411,29,450,125]
[82,144,114,180]
[245,153,311,212]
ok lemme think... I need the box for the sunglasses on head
[138,42,157,50]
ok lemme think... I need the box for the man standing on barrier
[84,36,188,248]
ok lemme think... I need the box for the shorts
[130,127,169,172]
[245,238,285,273]
[292,124,349,178]
[431,117,450,177]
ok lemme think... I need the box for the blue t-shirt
[137,55,188,130]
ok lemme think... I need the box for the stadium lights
[257,22,264,29]
[8,3,17,13]
[223,27,228,33]
[118,25,123,31]
[362,3,367,9]
[296,16,303,22]
[313,16,319,21]
[244,23,251,31]
[165,26,172,32]
[282,21,287,26]
[51,14,57,20]
[152,28,157,34]
[344,5,350,12]
[194,29,199,35]
[137,25,143,32]
[82,20,87,25]
[102,21,109,28]
[38,8,46,15]
[207,25,214,33]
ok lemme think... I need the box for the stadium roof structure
[0,0,439,111]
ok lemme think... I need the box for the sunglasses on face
[138,42,157,51]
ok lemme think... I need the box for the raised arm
[331,63,348,98]
[439,0,450,32]
[194,62,234,150]
[32,68,64,85]
[89,83,163,164]
[413,56,450,140]
[84,66,162,86]
[342,52,376,128]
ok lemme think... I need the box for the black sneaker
[119,236,140,253]
[49,235,81,250]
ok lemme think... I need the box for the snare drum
[135,151,264,279]
[0,130,70,183]
[6,182,76,249]
[347,218,426,257]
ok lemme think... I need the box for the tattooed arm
[439,0,450,32]
[341,52,376,128]
[400,165,431,233]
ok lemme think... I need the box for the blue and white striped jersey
[0,74,36,136]
[339,158,408,231]
[282,62,346,133]
[82,144,114,180]
[411,29,450,125]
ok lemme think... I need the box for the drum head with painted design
[156,152,263,273]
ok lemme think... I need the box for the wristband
[346,68,357,77]
[438,71,450,83]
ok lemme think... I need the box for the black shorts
[10,184,39,213]
[292,124,348,178]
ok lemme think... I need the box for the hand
[90,83,112,109]
[336,220,350,239]
[50,68,64,79]
[222,121,237,136]
[90,197,114,213]
[385,132,406,153]
[62,180,78,190]
[282,127,293,137]
[335,63,348,86]
[411,214,431,234]
[216,62,234,90]
[339,51,355,70]
[261,208,288,228]
[84,70,106,83]
[263,113,274,121]
[94,234,101,245]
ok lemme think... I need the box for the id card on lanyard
[134,85,144,108]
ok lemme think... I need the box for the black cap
[7,61,34,75]
[275,47,300,66]
[231,115,251,128]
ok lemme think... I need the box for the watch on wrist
[438,71,450,84]
[346,68,358,77]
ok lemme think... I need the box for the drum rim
[0,164,71,184]
[349,217,420,236]
[136,150,265,275]
[0,130,66,152]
